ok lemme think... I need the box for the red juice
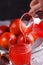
[22,23,33,44]
[33,20,43,39]
[9,44,31,65]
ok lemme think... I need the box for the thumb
[29,3,41,14]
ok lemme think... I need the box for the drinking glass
[9,44,31,65]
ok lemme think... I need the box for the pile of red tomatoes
[0,18,37,49]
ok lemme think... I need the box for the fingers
[39,0,43,6]
[30,0,38,8]
[29,0,43,15]
[29,3,41,15]
[39,7,43,10]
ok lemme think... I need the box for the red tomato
[17,34,25,43]
[10,18,26,35]
[17,34,30,44]
[0,25,9,36]
[0,32,16,49]
[10,18,21,35]
[0,37,1,46]
[26,33,38,44]
[0,36,9,49]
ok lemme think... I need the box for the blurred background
[0,0,31,20]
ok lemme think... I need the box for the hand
[29,0,43,15]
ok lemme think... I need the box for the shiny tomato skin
[17,34,25,43]
[0,25,9,36]
[26,33,38,44]
[10,18,26,35]
[0,36,9,49]
[17,34,30,44]
[10,18,21,35]
[0,32,16,49]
